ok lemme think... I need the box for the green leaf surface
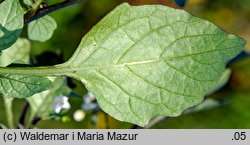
[206,69,231,96]
[0,38,30,67]
[0,38,52,99]
[0,0,24,51]
[28,16,57,42]
[27,77,71,120]
[0,74,52,98]
[61,3,245,126]
[23,0,33,6]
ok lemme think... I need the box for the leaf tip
[228,34,247,48]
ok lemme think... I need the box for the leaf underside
[0,0,23,51]
[61,3,245,126]
[0,74,52,99]
[28,15,57,42]
[0,38,30,67]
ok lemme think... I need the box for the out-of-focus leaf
[28,16,57,42]
[0,38,30,67]
[23,0,33,6]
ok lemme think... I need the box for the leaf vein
[96,70,157,106]
[126,66,196,98]
[162,60,214,82]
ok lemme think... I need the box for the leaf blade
[0,0,24,51]
[0,38,30,67]
[63,3,245,126]
[28,16,57,42]
[0,74,52,99]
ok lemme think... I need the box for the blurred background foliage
[1,0,250,128]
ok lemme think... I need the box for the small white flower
[52,95,71,113]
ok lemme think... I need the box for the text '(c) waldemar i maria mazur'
[19,131,138,141]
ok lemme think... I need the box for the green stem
[4,98,14,129]
[26,111,36,128]
[0,65,71,76]
[24,0,44,24]
[25,0,82,24]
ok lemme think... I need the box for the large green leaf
[0,0,24,51]
[60,3,245,126]
[206,69,231,96]
[28,16,57,42]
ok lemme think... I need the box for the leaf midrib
[67,34,234,73]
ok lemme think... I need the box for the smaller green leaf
[23,0,33,6]
[0,74,52,98]
[0,0,24,51]
[27,77,71,119]
[28,16,57,42]
[0,38,30,67]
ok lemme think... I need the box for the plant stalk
[4,98,15,129]
[0,65,71,76]
[25,0,82,24]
